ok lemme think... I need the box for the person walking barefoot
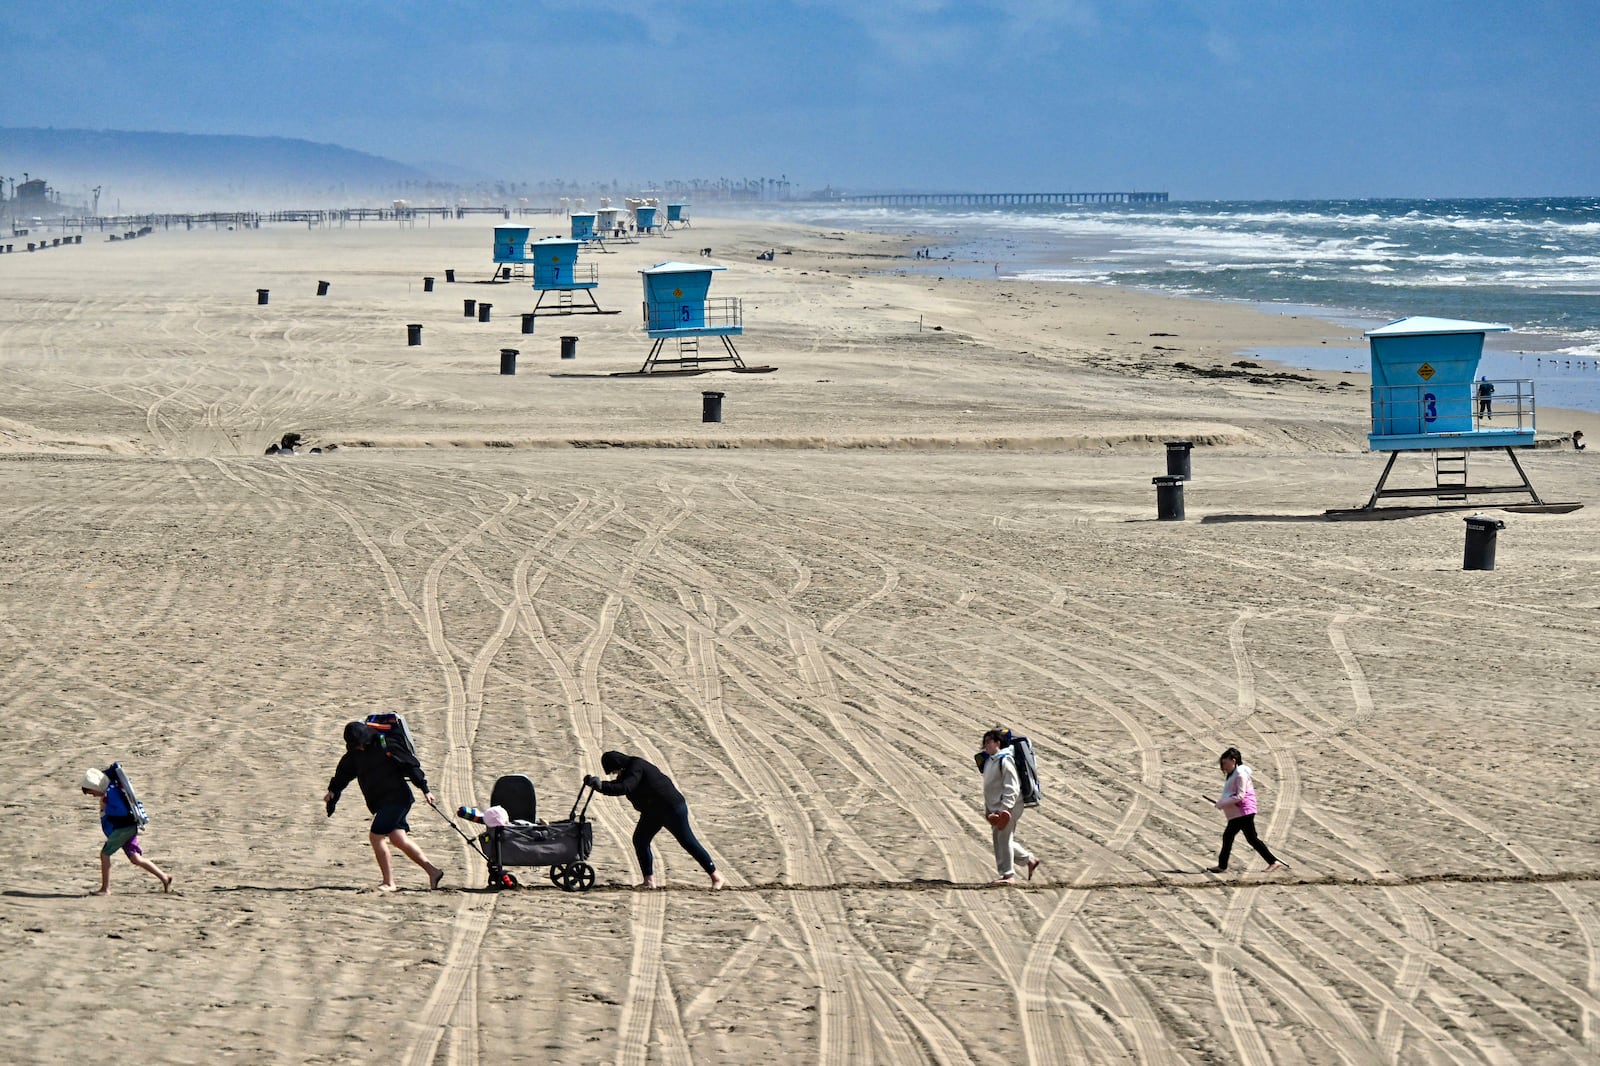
[1207,747,1288,874]
[586,751,725,890]
[324,721,445,892]
[80,767,172,895]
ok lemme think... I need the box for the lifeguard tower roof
[1365,317,1511,338]
[641,261,726,276]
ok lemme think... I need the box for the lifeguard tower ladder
[664,203,689,230]
[1336,317,1575,515]
[637,261,756,374]
[528,235,616,316]
[490,225,532,280]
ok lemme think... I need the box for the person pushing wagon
[585,750,725,890]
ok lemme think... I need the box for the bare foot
[639,876,657,891]
[91,888,110,896]
[991,875,1017,885]
[376,883,398,894]
[160,874,173,893]
[709,871,726,891]
[429,866,445,891]
[1026,857,1042,881]
[1265,861,1290,874]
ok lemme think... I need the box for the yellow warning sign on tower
[1418,362,1436,381]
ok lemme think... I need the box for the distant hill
[0,127,436,211]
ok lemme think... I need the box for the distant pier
[840,191,1168,206]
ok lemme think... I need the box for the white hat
[81,768,108,793]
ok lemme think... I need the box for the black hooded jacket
[327,722,429,812]
[596,751,685,816]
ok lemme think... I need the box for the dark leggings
[633,801,715,877]
[1218,814,1277,870]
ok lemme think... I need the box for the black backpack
[365,713,417,760]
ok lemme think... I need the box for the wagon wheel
[501,872,519,889]
[560,862,596,892]
[549,864,567,885]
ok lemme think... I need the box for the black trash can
[1463,515,1505,571]
[256,288,269,305]
[1153,475,1185,521]
[407,323,423,346]
[501,266,511,279]
[445,268,456,283]
[317,280,330,296]
[478,302,492,323]
[521,312,537,334]
[500,348,518,375]
[560,335,578,360]
[1165,439,1193,480]
[423,276,435,292]
[702,391,725,423]
[463,298,476,318]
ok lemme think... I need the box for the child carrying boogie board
[80,764,172,895]
[324,719,445,893]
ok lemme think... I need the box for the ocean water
[755,196,1600,411]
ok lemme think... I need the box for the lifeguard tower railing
[562,263,600,288]
[1370,378,1534,450]
[643,297,743,335]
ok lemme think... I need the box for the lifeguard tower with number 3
[1335,316,1578,515]
[528,235,616,316]
[635,261,771,375]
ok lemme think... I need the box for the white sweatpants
[991,806,1033,878]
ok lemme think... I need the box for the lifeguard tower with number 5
[636,261,771,375]
[1337,316,1577,514]
[528,235,615,316]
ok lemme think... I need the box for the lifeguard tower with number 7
[635,262,771,375]
[528,236,616,316]
[1340,316,1577,514]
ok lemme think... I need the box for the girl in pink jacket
[1209,747,1288,874]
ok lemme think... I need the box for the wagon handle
[571,781,597,822]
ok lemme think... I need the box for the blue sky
[2,0,1596,199]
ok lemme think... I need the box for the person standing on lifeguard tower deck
[1477,375,1495,420]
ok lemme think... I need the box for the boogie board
[108,761,150,828]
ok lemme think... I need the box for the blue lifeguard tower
[636,261,757,373]
[1349,316,1571,512]
[527,235,615,316]
[633,204,659,235]
[491,225,532,279]
[665,203,689,229]
[570,212,598,243]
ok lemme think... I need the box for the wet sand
[2,216,1597,1065]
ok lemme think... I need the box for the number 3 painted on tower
[1423,392,1437,423]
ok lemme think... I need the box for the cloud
[794,0,1099,66]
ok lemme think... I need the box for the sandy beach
[2,215,1598,1065]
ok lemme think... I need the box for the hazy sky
[3,1,1596,199]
